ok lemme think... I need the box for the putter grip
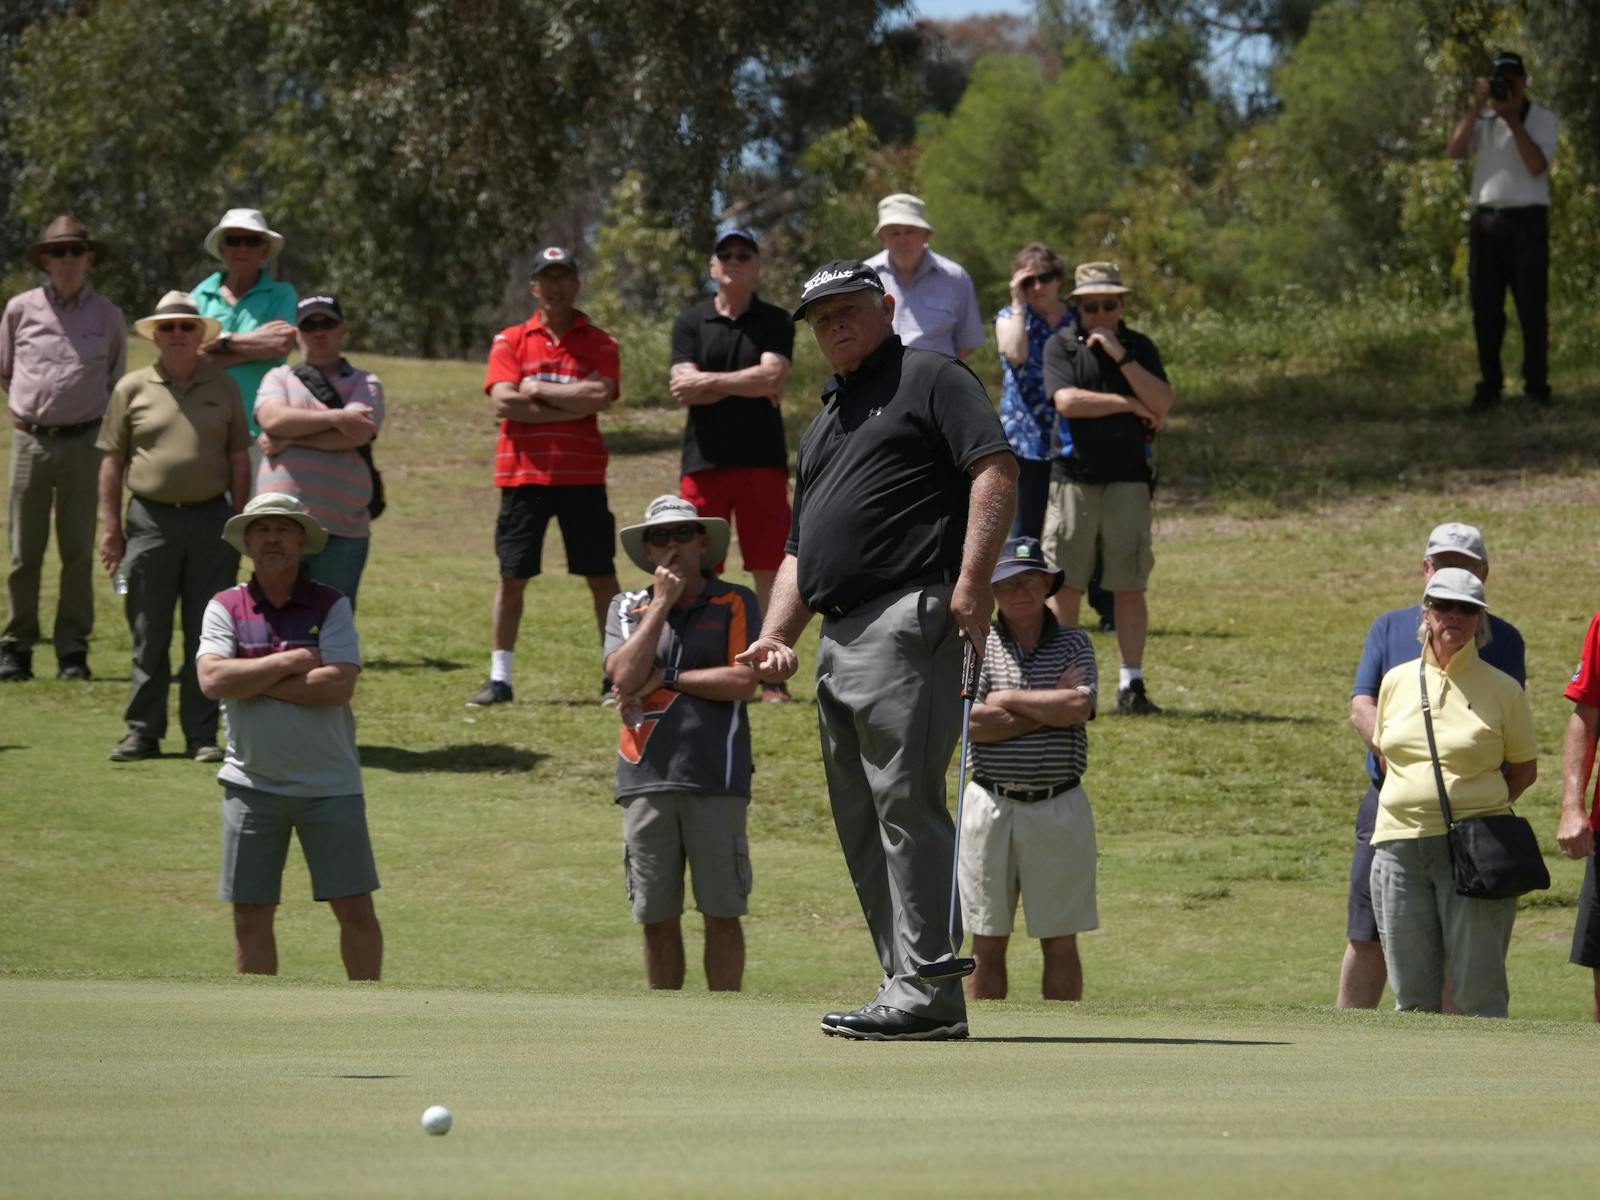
[960,639,980,699]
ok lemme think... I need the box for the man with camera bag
[1447,51,1557,410]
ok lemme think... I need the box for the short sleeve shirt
[995,303,1073,462]
[670,295,794,474]
[967,612,1097,786]
[97,362,249,503]
[786,336,1011,616]
[1041,321,1165,484]
[865,249,985,357]
[197,571,363,797]
[485,310,619,488]
[1470,101,1557,208]
[1352,605,1526,786]
[191,270,299,435]
[0,285,128,425]
[254,361,385,538]
[602,577,760,800]
[1561,611,1600,829]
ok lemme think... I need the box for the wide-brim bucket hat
[223,492,328,556]
[132,291,223,342]
[619,495,730,574]
[204,208,285,260]
[1070,262,1133,297]
[874,193,934,236]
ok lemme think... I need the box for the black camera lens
[1489,74,1510,100]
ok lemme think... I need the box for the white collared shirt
[1470,101,1557,208]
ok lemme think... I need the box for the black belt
[14,417,100,438]
[973,775,1081,803]
[1475,204,1547,215]
[133,494,227,510]
[817,567,953,621]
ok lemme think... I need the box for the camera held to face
[1489,69,1512,102]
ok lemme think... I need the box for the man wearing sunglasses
[1,216,127,683]
[253,295,384,608]
[1042,262,1173,716]
[668,229,793,701]
[1340,522,1525,1009]
[605,495,760,990]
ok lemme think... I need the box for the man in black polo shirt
[668,228,794,702]
[1042,262,1173,716]
[738,260,1017,1041]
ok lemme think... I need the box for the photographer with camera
[1446,51,1557,411]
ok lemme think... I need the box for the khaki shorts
[1042,478,1153,592]
[957,779,1098,939]
[219,786,380,904]
[620,791,751,923]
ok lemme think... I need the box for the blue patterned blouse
[996,303,1074,462]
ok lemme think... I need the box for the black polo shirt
[1042,320,1166,484]
[786,335,1010,616]
[670,295,795,474]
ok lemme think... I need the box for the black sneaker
[0,644,32,682]
[1116,678,1162,715]
[821,1005,968,1041]
[108,733,160,762]
[57,653,92,681]
[1468,388,1501,413]
[187,741,224,763]
[466,679,513,707]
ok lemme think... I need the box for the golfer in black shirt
[738,260,1016,1040]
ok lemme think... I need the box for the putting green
[5,978,1598,1198]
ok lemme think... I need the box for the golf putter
[916,638,981,983]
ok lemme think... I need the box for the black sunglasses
[1077,298,1122,315]
[1022,270,1062,288]
[155,321,200,334]
[222,234,266,248]
[299,317,340,332]
[643,524,703,547]
[716,250,756,263]
[1426,599,1483,615]
[45,243,89,258]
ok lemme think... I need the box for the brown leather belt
[14,417,100,438]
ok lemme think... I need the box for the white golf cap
[1424,522,1486,564]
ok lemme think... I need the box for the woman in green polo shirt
[192,208,298,442]
[1368,568,1538,1017]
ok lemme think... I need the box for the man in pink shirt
[0,216,127,682]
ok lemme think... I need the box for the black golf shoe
[0,644,32,681]
[465,679,513,707]
[1115,678,1161,715]
[821,1005,968,1041]
[57,652,91,680]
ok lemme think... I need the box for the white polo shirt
[1469,101,1557,208]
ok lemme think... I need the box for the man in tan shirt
[0,216,127,682]
[97,291,249,762]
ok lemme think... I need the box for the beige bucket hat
[1070,262,1133,297]
[132,291,223,342]
[223,492,329,556]
[619,495,730,573]
[874,193,934,236]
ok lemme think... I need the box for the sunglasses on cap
[1077,298,1121,315]
[1021,270,1062,289]
[716,249,756,263]
[154,321,200,334]
[222,234,266,248]
[299,316,340,332]
[643,524,703,547]
[45,243,89,258]
[1425,599,1483,615]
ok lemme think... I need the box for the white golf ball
[420,1105,453,1136]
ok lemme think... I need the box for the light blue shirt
[865,248,984,357]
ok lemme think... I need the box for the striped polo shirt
[967,612,1097,787]
[254,361,385,538]
[485,309,620,488]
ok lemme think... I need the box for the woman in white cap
[192,208,298,445]
[1367,567,1538,1016]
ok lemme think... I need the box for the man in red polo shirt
[466,247,621,707]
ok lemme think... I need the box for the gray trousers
[4,424,101,657]
[1370,835,1517,1018]
[815,583,967,1022]
[122,495,238,744]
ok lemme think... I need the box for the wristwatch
[215,334,233,355]
[1117,349,1134,367]
[662,667,680,689]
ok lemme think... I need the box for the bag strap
[291,360,377,469]
[1418,650,1457,830]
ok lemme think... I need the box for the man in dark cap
[0,216,127,681]
[738,260,1017,1040]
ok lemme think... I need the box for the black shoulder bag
[1418,652,1549,900]
[291,361,386,519]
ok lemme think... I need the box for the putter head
[915,956,976,982]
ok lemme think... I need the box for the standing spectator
[1446,52,1557,410]
[1555,608,1600,1022]
[604,496,760,990]
[192,208,298,444]
[738,260,1016,1041]
[97,292,249,762]
[865,194,984,360]
[960,537,1099,1002]
[254,294,383,608]
[1042,263,1174,715]
[1339,522,1525,1009]
[668,228,793,701]
[197,492,381,980]
[994,242,1072,540]
[466,247,620,708]
[1369,568,1537,1018]
[1,215,126,682]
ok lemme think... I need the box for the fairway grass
[6,977,1600,1200]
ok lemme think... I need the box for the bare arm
[968,701,1042,742]
[491,376,613,423]
[1504,758,1537,805]
[985,686,1093,728]
[228,450,250,513]
[950,452,1018,650]
[1559,704,1600,858]
[674,664,759,703]
[1500,103,1550,175]
[256,400,376,447]
[735,554,812,683]
[1350,695,1378,754]
[262,661,360,707]
[202,321,297,367]
[198,647,321,699]
[604,598,672,697]
[98,455,127,574]
[670,354,789,406]
[1448,81,1487,158]
[995,300,1029,365]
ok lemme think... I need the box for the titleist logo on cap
[803,266,860,291]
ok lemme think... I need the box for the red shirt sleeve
[1564,612,1600,707]
[586,331,621,401]
[484,326,523,394]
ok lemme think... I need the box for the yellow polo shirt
[1372,640,1536,844]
